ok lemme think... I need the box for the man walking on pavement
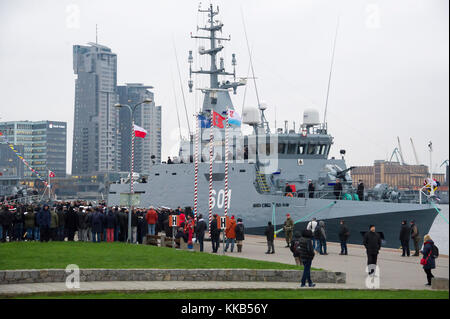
[265,221,275,254]
[399,220,410,257]
[363,225,382,275]
[306,218,318,251]
[410,220,420,256]
[283,214,294,248]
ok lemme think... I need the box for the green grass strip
[0,242,308,270]
[6,289,448,299]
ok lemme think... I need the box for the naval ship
[108,4,439,248]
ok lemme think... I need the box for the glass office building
[0,121,67,178]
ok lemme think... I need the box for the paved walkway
[0,281,364,297]
[0,236,448,296]
[214,235,449,290]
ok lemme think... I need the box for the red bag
[420,250,432,266]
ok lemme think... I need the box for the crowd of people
[0,201,439,287]
[0,201,247,255]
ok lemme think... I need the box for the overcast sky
[0,0,448,174]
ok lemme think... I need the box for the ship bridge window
[278,143,286,154]
[287,143,297,154]
[259,143,271,156]
[319,145,327,155]
[308,144,319,155]
[298,144,307,155]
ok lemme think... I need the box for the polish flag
[134,124,147,138]
[49,171,55,178]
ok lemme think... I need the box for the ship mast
[188,3,245,116]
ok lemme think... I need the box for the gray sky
[0,0,448,174]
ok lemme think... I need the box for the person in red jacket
[145,207,158,235]
[184,216,195,247]
[179,211,186,228]
[224,215,237,253]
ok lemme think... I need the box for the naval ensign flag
[134,124,147,139]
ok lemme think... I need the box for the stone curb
[0,269,346,285]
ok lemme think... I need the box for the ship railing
[281,190,338,199]
[1,195,41,205]
[419,185,437,204]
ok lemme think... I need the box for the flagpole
[115,99,152,244]
[48,169,51,202]
[224,110,229,217]
[194,115,199,219]
[208,112,214,236]
[129,119,135,243]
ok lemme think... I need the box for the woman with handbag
[420,234,436,286]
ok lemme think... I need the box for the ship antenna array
[241,7,270,133]
[188,3,243,106]
[323,15,341,129]
[173,40,191,135]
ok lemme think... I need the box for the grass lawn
[0,242,306,270]
[8,289,449,299]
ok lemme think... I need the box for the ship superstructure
[108,3,439,248]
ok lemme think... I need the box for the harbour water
[429,204,449,255]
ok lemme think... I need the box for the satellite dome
[259,101,268,111]
[303,109,320,126]
[242,106,261,125]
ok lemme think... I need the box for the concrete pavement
[0,235,448,296]
[0,281,365,297]
[213,235,449,290]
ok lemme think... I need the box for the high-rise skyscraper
[0,121,67,178]
[117,83,162,173]
[72,43,120,175]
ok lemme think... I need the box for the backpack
[432,244,439,259]
[314,225,322,238]
[292,240,301,255]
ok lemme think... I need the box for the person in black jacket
[338,220,350,255]
[105,209,117,242]
[299,229,315,287]
[363,225,382,275]
[307,180,315,199]
[119,209,128,242]
[210,214,220,253]
[235,218,245,253]
[131,209,138,244]
[56,207,66,241]
[264,221,275,254]
[399,220,410,257]
[195,214,207,252]
[284,183,293,197]
[65,207,78,241]
[334,179,343,200]
[12,207,24,241]
[0,207,5,242]
[357,180,365,201]
[290,231,302,266]
[2,207,13,242]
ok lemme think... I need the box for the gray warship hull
[108,162,439,249]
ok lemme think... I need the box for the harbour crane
[389,147,403,164]
[410,138,420,165]
[397,137,406,165]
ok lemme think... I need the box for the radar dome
[259,101,268,111]
[303,109,320,126]
[242,106,261,125]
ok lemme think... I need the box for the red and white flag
[49,171,55,178]
[212,111,225,128]
[134,124,147,139]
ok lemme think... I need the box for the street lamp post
[115,98,152,243]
